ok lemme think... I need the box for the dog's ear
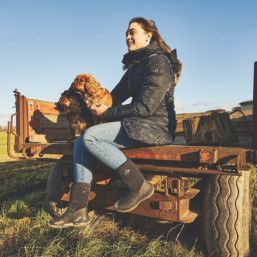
[55,100,69,112]
[55,102,62,111]
[76,74,87,80]
[84,74,90,80]
[69,82,75,91]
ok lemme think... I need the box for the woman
[49,17,182,228]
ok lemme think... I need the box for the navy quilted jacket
[105,41,177,146]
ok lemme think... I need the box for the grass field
[0,131,256,256]
[0,132,53,201]
[0,131,10,162]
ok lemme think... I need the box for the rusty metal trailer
[7,62,257,257]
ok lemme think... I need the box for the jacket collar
[122,41,165,69]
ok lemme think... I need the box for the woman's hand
[86,101,109,117]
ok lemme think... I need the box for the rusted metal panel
[123,145,251,165]
[199,148,218,163]
[252,62,257,150]
[90,184,198,223]
[29,128,73,143]
[27,98,60,115]
[27,98,73,143]
[159,201,175,210]
[29,112,70,130]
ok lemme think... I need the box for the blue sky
[0,0,257,125]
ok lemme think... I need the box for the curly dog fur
[55,87,93,136]
[56,73,115,135]
[72,74,115,107]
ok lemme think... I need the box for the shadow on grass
[0,160,54,203]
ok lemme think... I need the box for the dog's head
[72,74,102,96]
[71,74,90,93]
[55,89,84,113]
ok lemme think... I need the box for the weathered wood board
[182,111,238,146]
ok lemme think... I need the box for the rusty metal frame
[7,114,21,160]
[89,176,199,223]
[252,61,257,150]
[7,116,69,162]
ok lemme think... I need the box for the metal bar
[14,92,27,152]
[252,61,257,150]
[136,163,240,176]
[10,114,17,136]
[24,95,29,141]
[7,121,21,160]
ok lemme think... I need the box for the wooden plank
[183,112,238,146]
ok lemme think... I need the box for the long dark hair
[129,17,183,80]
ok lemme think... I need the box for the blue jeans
[73,121,146,183]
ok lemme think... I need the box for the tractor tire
[202,170,251,257]
[46,160,73,217]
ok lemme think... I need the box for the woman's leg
[83,121,154,212]
[48,137,94,228]
[83,121,144,170]
[73,136,94,183]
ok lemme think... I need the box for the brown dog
[72,74,115,123]
[55,88,93,136]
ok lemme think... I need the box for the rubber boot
[48,182,90,228]
[114,159,154,212]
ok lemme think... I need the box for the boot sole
[114,186,155,213]
[48,221,89,229]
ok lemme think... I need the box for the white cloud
[175,100,236,114]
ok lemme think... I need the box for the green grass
[0,132,9,162]
[0,132,54,201]
[0,190,204,257]
[0,160,53,201]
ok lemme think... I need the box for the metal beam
[252,62,257,150]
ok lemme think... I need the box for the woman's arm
[111,70,130,104]
[86,71,130,117]
[105,54,174,121]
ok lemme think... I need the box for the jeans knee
[83,127,97,148]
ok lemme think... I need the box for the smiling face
[126,22,152,52]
